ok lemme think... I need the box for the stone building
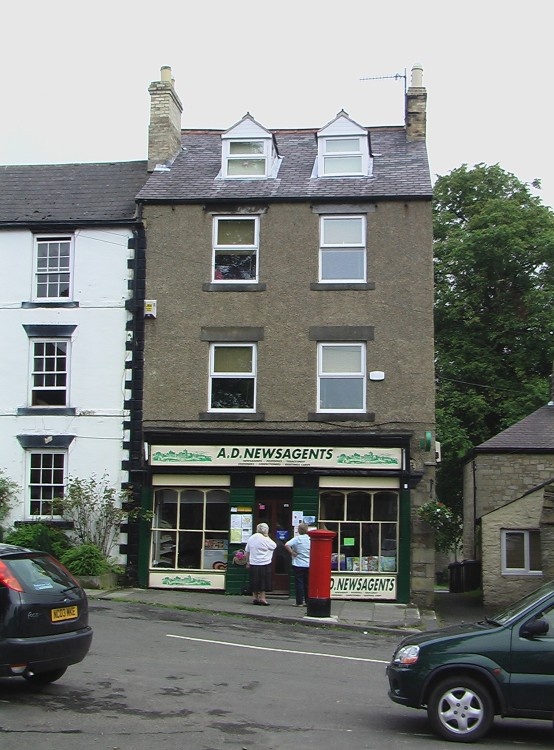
[463,391,554,607]
[132,65,436,605]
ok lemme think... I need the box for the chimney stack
[405,63,427,141]
[147,66,183,171]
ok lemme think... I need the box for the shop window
[151,487,229,570]
[320,489,398,573]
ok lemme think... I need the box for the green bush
[4,523,73,560]
[60,544,110,576]
[0,469,19,522]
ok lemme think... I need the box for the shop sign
[149,571,225,590]
[150,444,402,470]
[331,574,396,600]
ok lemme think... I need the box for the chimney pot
[411,63,424,88]
[160,66,172,84]
[405,64,427,141]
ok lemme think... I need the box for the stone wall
[481,489,550,607]
[463,452,554,557]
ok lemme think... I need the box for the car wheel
[23,667,67,685]
[427,676,494,742]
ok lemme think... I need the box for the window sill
[22,301,79,308]
[202,283,267,292]
[17,407,76,416]
[199,411,266,421]
[501,570,543,576]
[308,412,375,422]
[310,282,375,291]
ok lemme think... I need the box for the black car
[387,581,554,742]
[0,543,93,684]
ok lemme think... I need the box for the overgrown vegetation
[417,500,463,558]
[60,544,110,576]
[0,469,19,523]
[61,475,145,559]
[4,522,73,559]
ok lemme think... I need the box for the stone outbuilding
[463,392,554,607]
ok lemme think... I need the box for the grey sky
[2,1,552,208]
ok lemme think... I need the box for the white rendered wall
[0,227,134,530]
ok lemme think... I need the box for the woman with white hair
[244,522,277,606]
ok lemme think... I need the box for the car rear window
[1,554,76,594]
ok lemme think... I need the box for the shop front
[143,437,412,602]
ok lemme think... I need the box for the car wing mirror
[520,618,549,638]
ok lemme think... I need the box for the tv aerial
[360,70,407,93]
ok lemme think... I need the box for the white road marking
[166,634,388,664]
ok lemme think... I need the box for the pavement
[86,585,488,634]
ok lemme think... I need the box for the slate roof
[0,161,148,225]
[475,404,554,452]
[137,127,432,203]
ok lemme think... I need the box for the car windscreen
[2,554,76,594]
[492,581,554,625]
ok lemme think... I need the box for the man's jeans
[293,565,309,604]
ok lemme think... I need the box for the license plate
[51,605,78,622]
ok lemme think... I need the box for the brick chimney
[147,66,183,171]
[405,63,427,141]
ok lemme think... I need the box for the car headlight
[393,644,420,665]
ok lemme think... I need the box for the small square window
[212,217,259,282]
[320,216,366,281]
[317,342,366,412]
[209,343,256,411]
[502,529,542,574]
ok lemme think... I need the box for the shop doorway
[255,493,293,594]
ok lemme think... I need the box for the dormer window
[221,114,279,179]
[316,112,371,178]
[226,140,267,177]
[322,137,363,175]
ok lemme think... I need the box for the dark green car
[387,581,554,742]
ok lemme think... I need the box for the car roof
[0,543,35,556]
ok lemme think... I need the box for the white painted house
[0,162,147,558]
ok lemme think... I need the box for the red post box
[307,529,336,618]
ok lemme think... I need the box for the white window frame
[209,343,257,412]
[150,487,230,570]
[318,137,367,177]
[319,215,366,282]
[212,216,260,283]
[317,342,366,413]
[33,235,74,301]
[223,139,271,179]
[27,450,66,518]
[501,529,542,575]
[29,338,70,407]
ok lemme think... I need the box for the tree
[434,164,554,508]
[61,475,136,559]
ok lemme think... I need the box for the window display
[151,488,229,570]
[320,489,398,573]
